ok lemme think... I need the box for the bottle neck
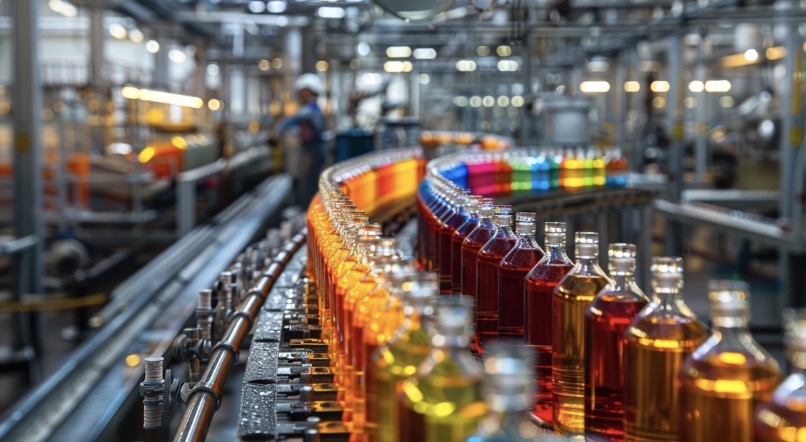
[576,256,602,273]
[610,271,636,290]
[711,313,749,330]
[546,243,570,262]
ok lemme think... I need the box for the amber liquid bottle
[451,196,483,294]
[584,243,649,440]
[461,201,497,310]
[680,280,781,442]
[524,222,574,425]
[754,308,806,441]
[552,232,611,435]
[438,191,469,293]
[367,272,437,442]
[498,213,544,339]
[399,295,486,442]
[476,208,517,346]
[623,257,709,442]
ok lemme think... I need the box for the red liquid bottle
[524,222,573,426]
[427,182,454,272]
[460,201,496,308]
[497,212,545,340]
[451,196,483,294]
[584,243,649,440]
[476,206,517,347]
[437,190,469,293]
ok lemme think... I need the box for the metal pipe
[174,232,306,442]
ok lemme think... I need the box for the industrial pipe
[173,231,307,442]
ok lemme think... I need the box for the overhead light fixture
[248,0,266,13]
[169,49,187,63]
[129,28,144,43]
[121,86,204,109]
[258,59,270,71]
[267,1,287,13]
[318,6,346,19]
[469,96,482,107]
[650,81,670,93]
[688,80,704,93]
[453,96,469,107]
[357,41,371,57]
[497,60,519,72]
[146,40,160,54]
[109,23,127,40]
[744,49,759,62]
[456,60,477,72]
[497,45,512,57]
[413,48,437,60]
[383,61,411,73]
[624,81,641,92]
[386,46,412,58]
[704,80,731,93]
[476,45,490,57]
[48,0,77,18]
[511,96,525,107]
[316,60,329,72]
[579,80,611,94]
[497,96,510,107]
[208,99,222,111]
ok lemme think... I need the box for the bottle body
[498,237,544,340]
[476,236,516,345]
[754,374,806,441]
[623,310,709,441]
[452,216,479,293]
[551,272,609,434]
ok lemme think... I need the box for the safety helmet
[293,73,324,96]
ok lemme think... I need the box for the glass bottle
[605,148,628,188]
[466,343,565,442]
[461,201,497,307]
[429,185,458,273]
[552,232,612,435]
[524,222,574,425]
[399,295,486,442]
[754,308,806,441]
[680,280,781,442]
[476,207,517,347]
[367,272,438,442]
[584,243,650,440]
[623,257,710,442]
[497,213,545,340]
[439,190,470,293]
[452,195,483,294]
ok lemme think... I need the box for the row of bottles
[436,147,629,197]
[308,185,573,441]
[415,173,805,441]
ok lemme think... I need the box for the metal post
[89,4,106,153]
[154,30,171,89]
[665,32,684,256]
[12,0,43,382]
[177,178,196,237]
[693,44,708,183]
[520,31,532,146]
[615,52,628,149]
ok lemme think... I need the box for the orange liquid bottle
[623,257,710,442]
[460,200,497,311]
[524,221,573,426]
[552,232,611,435]
[584,244,649,440]
[754,308,806,441]
[680,280,781,442]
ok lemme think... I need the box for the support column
[520,32,532,146]
[284,27,302,107]
[89,4,106,153]
[12,0,44,383]
[154,30,171,89]
[665,32,684,256]
[615,51,628,149]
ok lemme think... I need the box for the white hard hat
[294,73,324,95]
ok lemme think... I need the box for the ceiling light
[208,99,222,111]
[357,41,370,57]
[482,96,495,107]
[48,0,77,18]
[248,1,266,13]
[146,40,160,54]
[383,61,406,73]
[316,60,329,72]
[720,96,735,108]
[511,96,525,107]
[476,45,490,57]
[688,80,704,93]
[456,60,477,72]
[497,45,512,57]
[744,49,759,62]
[579,80,611,93]
[419,73,430,84]
[704,80,731,93]
[109,23,127,40]
[271,58,283,69]
[469,96,482,107]
[413,48,437,60]
[624,81,640,92]
[453,96,468,107]
[497,60,519,72]
[766,46,786,60]
[128,29,144,43]
[650,81,670,93]
[652,96,666,108]
[318,6,346,19]
[121,87,204,109]
[386,46,412,58]
[258,59,270,71]
[169,49,187,63]
[207,63,219,76]
[267,1,287,13]
[497,96,510,107]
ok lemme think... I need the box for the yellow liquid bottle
[367,272,437,442]
[754,308,806,441]
[552,232,611,434]
[680,280,781,442]
[624,257,710,442]
[399,295,486,442]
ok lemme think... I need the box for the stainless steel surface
[174,232,307,442]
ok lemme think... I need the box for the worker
[274,73,327,206]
